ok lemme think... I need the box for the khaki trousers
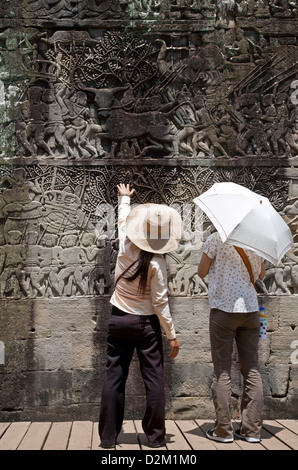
[209,308,264,439]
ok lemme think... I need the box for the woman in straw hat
[98,183,182,449]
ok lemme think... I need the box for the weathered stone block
[270,327,298,363]
[33,335,73,371]
[31,371,73,407]
[171,363,213,397]
[278,297,298,329]
[259,296,280,332]
[1,339,34,374]
[174,332,212,364]
[258,334,271,364]
[170,397,214,420]
[267,363,291,397]
[288,365,298,395]
[0,300,34,340]
[72,332,94,369]
[259,363,271,396]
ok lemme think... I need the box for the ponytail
[115,250,154,294]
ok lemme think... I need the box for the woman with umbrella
[198,231,265,443]
[195,182,293,444]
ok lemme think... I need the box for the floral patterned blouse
[203,232,263,313]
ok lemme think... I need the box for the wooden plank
[1,420,297,451]
[17,422,52,450]
[91,421,117,451]
[134,420,166,450]
[175,420,218,450]
[43,422,72,450]
[91,422,103,450]
[91,421,140,450]
[195,419,241,450]
[232,422,265,450]
[0,422,10,438]
[0,422,31,450]
[260,426,291,450]
[165,420,191,450]
[116,421,140,450]
[68,421,93,450]
[263,420,298,450]
[276,419,298,435]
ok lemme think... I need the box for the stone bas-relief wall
[0,3,298,162]
[0,1,298,421]
[0,165,295,299]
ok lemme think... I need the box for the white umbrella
[193,182,294,265]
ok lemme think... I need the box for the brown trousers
[209,308,264,439]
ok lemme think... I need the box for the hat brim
[126,203,183,254]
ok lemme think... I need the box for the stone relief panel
[1,1,296,23]
[0,0,126,21]
[124,0,298,22]
[0,164,296,299]
[0,24,297,162]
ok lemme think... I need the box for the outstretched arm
[116,184,135,254]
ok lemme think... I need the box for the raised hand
[117,183,135,197]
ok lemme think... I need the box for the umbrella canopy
[193,182,294,265]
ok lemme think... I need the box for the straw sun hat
[126,203,183,254]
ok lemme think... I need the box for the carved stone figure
[0,230,26,298]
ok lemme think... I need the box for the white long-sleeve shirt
[110,196,176,340]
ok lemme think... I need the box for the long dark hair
[116,250,154,294]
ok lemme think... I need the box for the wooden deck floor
[1,419,298,451]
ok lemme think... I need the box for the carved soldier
[0,230,26,298]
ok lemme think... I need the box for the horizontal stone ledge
[239,16,298,33]
[0,18,217,31]
[1,16,297,33]
[1,156,296,168]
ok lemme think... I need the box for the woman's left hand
[168,338,179,359]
